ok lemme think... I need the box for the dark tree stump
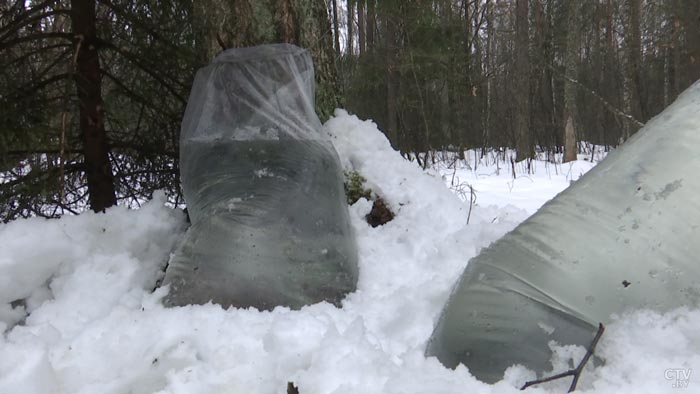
[366,198,394,227]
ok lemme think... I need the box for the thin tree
[563,1,579,163]
[384,2,398,146]
[332,0,341,56]
[624,0,644,137]
[347,0,354,55]
[514,0,532,161]
[366,0,375,51]
[358,0,365,55]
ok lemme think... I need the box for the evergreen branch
[0,43,70,68]
[100,69,180,118]
[0,9,70,42]
[2,72,72,99]
[0,32,73,51]
[96,0,194,58]
[97,39,187,104]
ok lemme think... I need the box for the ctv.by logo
[665,368,692,389]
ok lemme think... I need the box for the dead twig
[549,65,644,128]
[466,185,475,224]
[521,323,605,392]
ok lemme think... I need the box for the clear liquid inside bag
[427,81,700,382]
[162,44,357,310]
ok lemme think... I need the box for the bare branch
[521,323,605,392]
[549,66,645,128]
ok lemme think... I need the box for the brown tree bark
[514,0,532,161]
[71,0,116,212]
[347,0,354,55]
[307,0,341,120]
[679,0,700,87]
[192,0,253,64]
[563,1,578,163]
[357,0,365,55]
[366,0,375,51]
[385,10,398,147]
[275,0,297,44]
[625,0,644,128]
[671,1,681,100]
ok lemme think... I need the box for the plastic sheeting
[162,44,358,310]
[426,81,700,382]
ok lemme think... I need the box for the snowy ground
[429,145,605,215]
[1,110,698,393]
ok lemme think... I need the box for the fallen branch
[548,65,644,128]
[521,323,605,392]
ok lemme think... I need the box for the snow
[430,147,603,215]
[0,110,698,393]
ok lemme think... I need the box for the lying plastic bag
[162,44,358,310]
[426,81,700,382]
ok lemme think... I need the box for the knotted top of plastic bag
[180,44,321,143]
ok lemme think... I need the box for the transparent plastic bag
[426,81,700,382]
[162,44,357,310]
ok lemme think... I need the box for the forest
[1,0,699,221]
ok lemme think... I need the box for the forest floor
[0,110,697,393]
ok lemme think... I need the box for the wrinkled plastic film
[427,81,700,382]
[180,45,318,140]
[163,44,358,310]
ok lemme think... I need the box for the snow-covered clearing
[0,110,697,393]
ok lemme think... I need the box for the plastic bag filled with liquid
[426,81,700,382]
[162,44,357,310]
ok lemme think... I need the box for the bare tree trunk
[671,1,681,100]
[563,1,578,163]
[332,0,341,56]
[71,0,116,212]
[679,0,700,87]
[540,0,556,150]
[624,0,644,130]
[366,0,375,51]
[385,11,398,147]
[514,0,532,161]
[604,0,618,145]
[484,0,493,150]
[347,0,354,55]
[307,0,341,120]
[357,0,365,55]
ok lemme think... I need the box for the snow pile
[0,110,698,393]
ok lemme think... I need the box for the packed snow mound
[0,111,698,393]
[0,192,186,329]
